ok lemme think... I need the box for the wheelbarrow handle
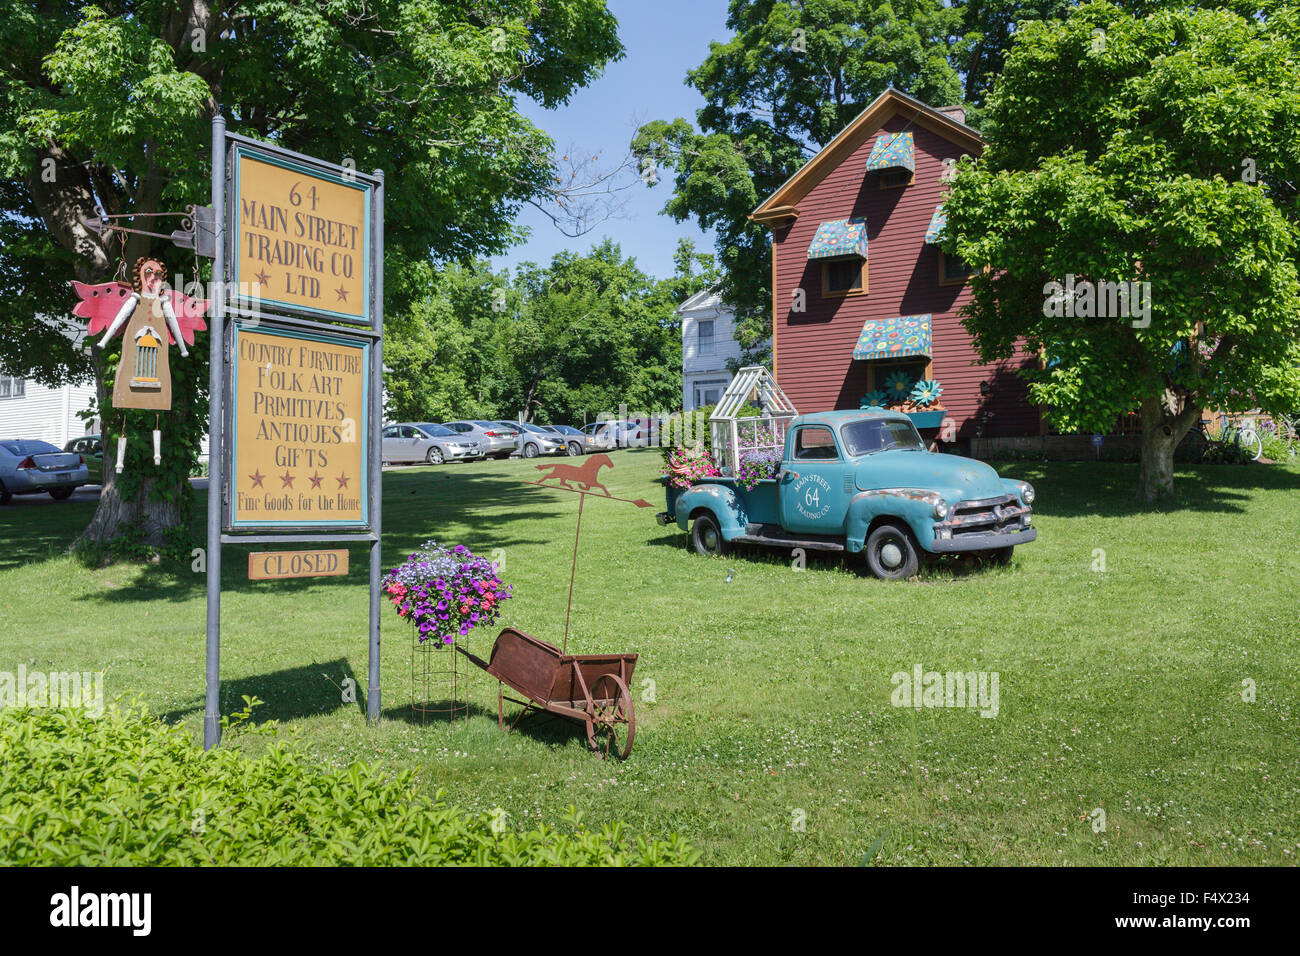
[454,644,491,671]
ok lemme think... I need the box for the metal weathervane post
[204,112,384,750]
[529,457,653,653]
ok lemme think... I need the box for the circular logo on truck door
[792,473,833,520]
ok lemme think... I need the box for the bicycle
[1273,411,1298,442]
[1176,414,1263,463]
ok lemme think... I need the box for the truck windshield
[841,419,925,456]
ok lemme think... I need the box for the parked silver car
[605,419,661,448]
[510,421,566,458]
[541,425,589,456]
[581,422,616,451]
[0,439,90,503]
[443,420,517,460]
[381,423,480,465]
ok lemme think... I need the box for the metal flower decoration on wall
[859,389,891,409]
[909,379,943,407]
[883,370,916,404]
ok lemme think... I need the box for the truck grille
[946,495,1027,537]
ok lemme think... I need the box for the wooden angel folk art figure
[72,256,208,473]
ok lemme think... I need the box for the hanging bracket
[82,205,217,258]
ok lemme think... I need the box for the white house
[678,286,744,411]
[0,374,98,447]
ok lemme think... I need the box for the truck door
[780,424,848,535]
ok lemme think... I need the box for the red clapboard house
[749,88,1040,444]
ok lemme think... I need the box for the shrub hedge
[0,704,699,866]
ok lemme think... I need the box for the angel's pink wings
[71,281,209,347]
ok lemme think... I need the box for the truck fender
[845,488,939,553]
[674,483,749,539]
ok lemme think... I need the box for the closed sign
[248,549,349,580]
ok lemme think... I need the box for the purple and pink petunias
[383,541,512,646]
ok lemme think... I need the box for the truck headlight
[932,498,949,520]
[1018,482,1035,505]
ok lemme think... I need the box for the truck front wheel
[691,513,728,557]
[865,523,920,580]
[980,546,1014,566]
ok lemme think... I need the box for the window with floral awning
[925,204,946,244]
[853,314,932,360]
[807,217,868,260]
[865,131,915,173]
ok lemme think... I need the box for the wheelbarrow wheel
[586,673,634,760]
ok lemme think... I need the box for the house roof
[749,88,982,226]
[676,283,726,313]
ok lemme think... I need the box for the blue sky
[490,0,733,282]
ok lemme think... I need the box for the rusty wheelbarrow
[457,627,636,759]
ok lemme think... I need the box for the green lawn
[2,450,1298,865]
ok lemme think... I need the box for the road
[1,477,212,509]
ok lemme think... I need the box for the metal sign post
[204,115,226,751]
[204,114,384,749]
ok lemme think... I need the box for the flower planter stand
[411,625,472,723]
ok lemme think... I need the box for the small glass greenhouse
[709,366,798,475]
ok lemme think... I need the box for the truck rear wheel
[691,513,728,557]
[865,523,919,580]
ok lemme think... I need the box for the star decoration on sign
[248,469,265,488]
[254,269,271,287]
[335,285,349,302]
[336,472,350,489]
[280,470,295,489]
[308,471,324,489]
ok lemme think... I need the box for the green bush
[1259,429,1296,462]
[0,703,699,866]
[1202,437,1256,464]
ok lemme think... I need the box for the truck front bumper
[928,527,1037,553]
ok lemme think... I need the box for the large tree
[941,2,1300,500]
[958,0,1075,107]
[0,0,622,555]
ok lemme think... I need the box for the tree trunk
[77,473,188,548]
[1137,395,1201,502]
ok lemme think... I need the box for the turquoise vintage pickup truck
[657,408,1037,580]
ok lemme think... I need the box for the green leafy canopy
[0,0,624,546]
[943,3,1300,439]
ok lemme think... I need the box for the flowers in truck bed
[663,443,721,489]
[736,450,782,490]
[383,541,511,646]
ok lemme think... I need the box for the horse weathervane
[528,453,653,652]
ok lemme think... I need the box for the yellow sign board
[228,325,370,529]
[232,147,371,323]
[248,549,350,580]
